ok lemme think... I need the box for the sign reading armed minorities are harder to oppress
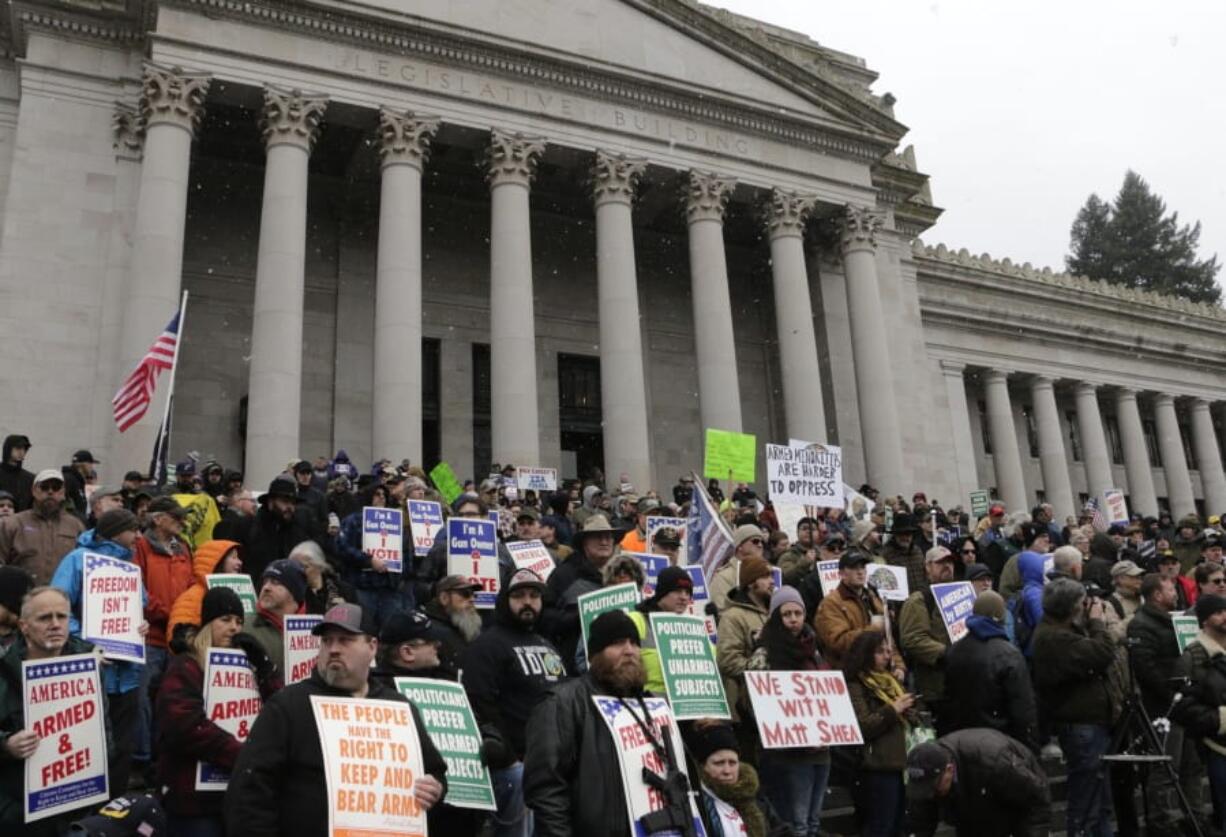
[23,653,109,822]
[394,677,496,811]
[649,613,729,720]
[765,443,843,508]
[743,670,863,749]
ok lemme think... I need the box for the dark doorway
[558,353,604,483]
[422,338,441,471]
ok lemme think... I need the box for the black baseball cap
[838,549,871,570]
[380,610,447,645]
[906,741,952,801]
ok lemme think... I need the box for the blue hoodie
[1015,551,1047,651]
[966,613,1008,642]
[51,529,147,695]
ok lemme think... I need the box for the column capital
[485,128,545,187]
[1154,392,1176,407]
[1115,385,1140,399]
[764,188,816,239]
[983,368,1011,385]
[1074,381,1100,396]
[112,101,144,160]
[684,170,735,223]
[591,150,646,206]
[377,109,439,170]
[838,205,884,254]
[140,63,210,135]
[1190,396,1213,412]
[1029,374,1055,390]
[938,359,966,375]
[260,86,328,152]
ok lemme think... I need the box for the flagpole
[153,290,189,480]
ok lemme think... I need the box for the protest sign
[516,467,557,492]
[505,539,556,583]
[447,518,500,608]
[578,583,640,652]
[969,490,991,518]
[197,648,261,790]
[206,573,257,615]
[684,565,718,644]
[770,566,783,591]
[394,678,496,811]
[362,507,404,573]
[1103,489,1129,526]
[930,581,976,642]
[766,442,843,507]
[284,614,323,685]
[590,695,707,837]
[626,552,669,597]
[646,516,688,555]
[703,428,756,482]
[310,696,428,837]
[23,653,108,822]
[816,560,841,597]
[407,500,443,558]
[429,461,464,506]
[650,613,729,720]
[1174,615,1200,653]
[744,669,863,749]
[844,483,876,519]
[80,552,144,663]
[866,564,910,602]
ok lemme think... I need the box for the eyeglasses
[1210,578,1226,586]
[825,543,846,552]
[961,548,977,555]
[748,538,764,546]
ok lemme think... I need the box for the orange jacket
[619,528,647,553]
[133,533,195,648]
[167,540,241,642]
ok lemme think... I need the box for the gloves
[231,632,276,686]
[477,725,514,769]
[169,622,197,655]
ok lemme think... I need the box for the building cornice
[7,0,148,53]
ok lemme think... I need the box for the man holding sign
[224,603,448,836]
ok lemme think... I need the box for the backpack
[1009,593,1035,653]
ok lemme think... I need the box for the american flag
[112,311,180,432]
[687,471,733,579]
[1084,497,1108,533]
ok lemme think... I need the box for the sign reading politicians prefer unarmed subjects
[649,613,729,720]
[743,669,863,749]
[577,583,640,653]
[447,518,499,608]
[81,552,144,663]
[197,649,261,790]
[206,574,257,616]
[23,653,109,822]
[394,678,496,811]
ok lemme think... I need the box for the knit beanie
[738,557,771,589]
[262,559,307,605]
[685,722,739,764]
[972,590,1006,623]
[768,585,805,618]
[1195,593,1226,627]
[96,509,139,541]
[201,586,245,627]
[586,609,640,658]
[0,566,32,616]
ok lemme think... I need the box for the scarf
[860,670,908,728]
[704,763,766,837]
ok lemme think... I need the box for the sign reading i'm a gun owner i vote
[362,507,404,573]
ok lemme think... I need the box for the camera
[1083,581,1106,600]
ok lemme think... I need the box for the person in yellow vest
[627,567,694,694]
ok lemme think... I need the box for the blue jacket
[334,510,402,591]
[1015,551,1047,652]
[51,529,147,695]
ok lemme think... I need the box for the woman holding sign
[685,720,787,837]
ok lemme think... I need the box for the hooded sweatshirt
[572,485,604,528]
[1015,551,1047,654]
[328,450,357,481]
[167,539,241,640]
[0,436,33,512]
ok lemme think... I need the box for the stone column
[1030,376,1076,521]
[113,64,209,469]
[1154,394,1196,518]
[765,189,826,444]
[940,361,980,503]
[685,171,742,433]
[486,129,545,467]
[983,369,1027,512]
[1115,388,1158,517]
[245,87,327,483]
[1074,382,1114,500]
[592,151,652,491]
[1191,398,1226,516]
[838,206,904,491]
[372,109,439,466]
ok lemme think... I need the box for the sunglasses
[825,543,846,552]
[748,538,764,546]
[1210,578,1226,586]
[448,588,475,598]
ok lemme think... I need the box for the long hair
[842,629,888,681]
[190,622,211,666]
[757,607,812,670]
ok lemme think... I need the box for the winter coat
[907,728,1050,837]
[302,572,357,616]
[846,678,907,771]
[813,582,898,670]
[777,543,817,587]
[715,590,768,722]
[1083,534,1119,591]
[984,536,1022,591]
[542,550,605,669]
[1013,550,1047,654]
[882,539,926,594]
[415,526,515,612]
[50,530,146,694]
[167,539,240,640]
[230,504,318,582]
[327,450,358,481]
[898,587,949,702]
[242,608,292,679]
[420,599,473,677]
[943,614,1039,751]
[1175,531,1202,574]
[697,763,784,837]
[1171,630,1226,757]
[133,531,195,648]
[1031,616,1118,726]
[522,674,631,837]
[627,609,665,696]
[334,509,401,590]
[708,560,738,612]
[1126,603,1188,717]
[223,668,448,837]
[460,586,566,759]
[0,436,33,512]
[0,505,84,584]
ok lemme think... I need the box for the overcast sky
[711,0,1225,287]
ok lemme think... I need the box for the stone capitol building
[1,0,1224,524]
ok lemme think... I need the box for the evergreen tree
[1066,170,1220,305]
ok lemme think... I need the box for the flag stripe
[111,312,180,432]
[687,473,733,582]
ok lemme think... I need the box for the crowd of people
[3,433,1226,836]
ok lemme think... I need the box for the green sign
[649,612,730,720]
[578,583,640,653]
[703,428,756,483]
[969,490,991,518]
[1174,614,1200,653]
[206,574,257,616]
[429,462,464,506]
[394,677,496,811]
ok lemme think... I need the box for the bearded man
[423,574,484,672]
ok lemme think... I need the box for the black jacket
[1032,616,1118,725]
[223,668,447,837]
[421,599,473,676]
[460,587,567,759]
[522,675,631,837]
[541,551,604,670]
[909,729,1050,837]
[943,615,1039,751]
[0,436,33,512]
[230,505,320,582]
[1126,603,1187,717]
[1172,635,1226,751]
